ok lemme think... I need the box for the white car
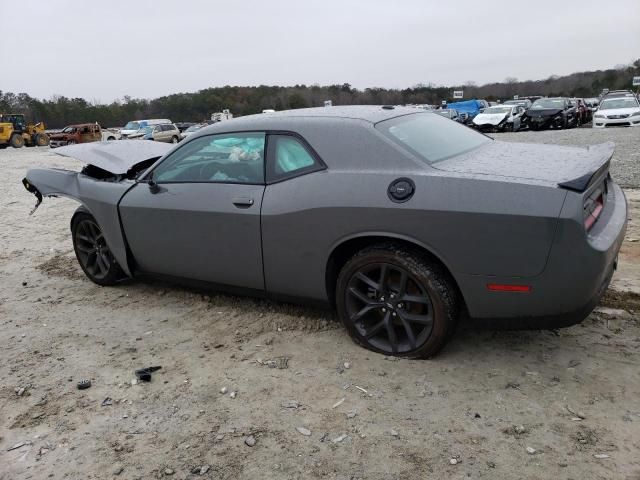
[179,123,207,140]
[472,105,525,132]
[592,95,640,128]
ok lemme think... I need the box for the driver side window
[151,132,265,184]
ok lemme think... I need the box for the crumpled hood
[472,113,508,125]
[433,140,614,188]
[526,108,563,118]
[52,140,172,174]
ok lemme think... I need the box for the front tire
[72,213,124,286]
[10,134,24,148]
[336,244,459,358]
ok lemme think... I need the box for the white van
[120,119,171,139]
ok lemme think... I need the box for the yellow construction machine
[0,113,49,148]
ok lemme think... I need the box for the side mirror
[147,179,160,194]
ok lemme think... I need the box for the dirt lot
[1,130,639,480]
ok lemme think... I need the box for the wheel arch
[325,233,465,310]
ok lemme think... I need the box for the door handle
[232,196,254,208]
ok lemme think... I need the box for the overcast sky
[3,0,639,102]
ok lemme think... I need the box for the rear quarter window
[376,113,490,164]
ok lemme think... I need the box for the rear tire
[10,134,24,148]
[171,136,179,144]
[71,213,124,286]
[336,244,459,358]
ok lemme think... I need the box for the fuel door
[387,177,415,203]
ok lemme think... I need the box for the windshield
[483,107,511,114]
[599,98,639,110]
[435,110,454,118]
[376,112,490,164]
[61,126,76,133]
[531,98,565,109]
[123,121,140,130]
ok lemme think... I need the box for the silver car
[22,106,626,358]
[137,123,181,143]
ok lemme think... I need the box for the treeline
[1,59,638,129]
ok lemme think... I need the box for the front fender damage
[22,167,134,277]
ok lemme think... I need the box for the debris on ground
[135,365,162,381]
[593,454,610,459]
[526,447,537,455]
[244,435,256,447]
[77,379,91,390]
[296,427,312,436]
[332,434,348,443]
[257,356,289,369]
[7,441,31,451]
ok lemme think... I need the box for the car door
[152,125,163,142]
[118,132,266,290]
[79,126,92,143]
[512,107,521,130]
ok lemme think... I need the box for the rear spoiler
[558,142,614,193]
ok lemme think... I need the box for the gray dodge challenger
[23,106,627,357]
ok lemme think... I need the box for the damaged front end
[22,141,172,277]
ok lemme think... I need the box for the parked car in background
[584,97,600,112]
[568,98,591,124]
[472,105,526,132]
[49,123,102,148]
[175,122,196,133]
[120,119,172,139]
[180,123,207,140]
[133,123,181,143]
[435,109,461,122]
[525,97,578,130]
[592,95,640,128]
[211,109,234,122]
[22,106,627,358]
[504,99,532,110]
[602,90,636,100]
[447,99,485,124]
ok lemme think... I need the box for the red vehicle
[569,98,591,125]
[49,123,102,148]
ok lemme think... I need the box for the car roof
[194,106,427,137]
[231,105,420,123]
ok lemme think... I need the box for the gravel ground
[494,126,640,188]
[1,140,639,480]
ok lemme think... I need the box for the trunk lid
[433,140,614,191]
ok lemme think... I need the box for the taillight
[584,193,604,231]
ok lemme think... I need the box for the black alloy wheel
[337,245,459,358]
[72,213,123,285]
